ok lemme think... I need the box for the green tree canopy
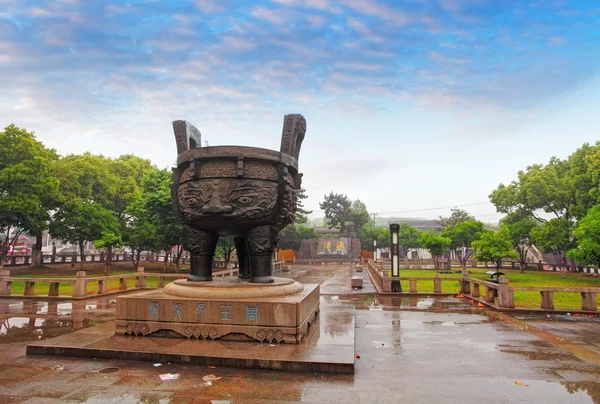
[472,226,518,270]
[397,224,422,258]
[502,211,538,272]
[567,206,600,269]
[531,218,574,269]
[419,230,450,270]
[320,192,352,233]
[0,124,59,267]
[295,188,312,224]
[435,208,475,228]
[441,220,485,269]
[49,202,120,270]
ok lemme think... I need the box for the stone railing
[459,270,600,313]
[0,260,286,299]
[366,261,460,295]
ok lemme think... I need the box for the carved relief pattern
[243,161,278,180]
[277,172,298,228]
[246,226,274,254]
[180,166,196,183]
[186,229,217,254]
[178,179,277,221]
[199,161,237,178]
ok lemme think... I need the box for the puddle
[99,367,120,373]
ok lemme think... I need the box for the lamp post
[373,239,377,263]
[389,222,401,292]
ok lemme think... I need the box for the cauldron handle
[280,114,306,161]
[173,120,202,154]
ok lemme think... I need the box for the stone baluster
[48,282,59,297]
[497,276,514,308]
[433,278,442,294]
[0,270,10,296]
[581,292,597,312]
[72,271,87,298]
[472,283,480,298]
[24,280,35,296]
[136,267,146,288]
[485,285,495,303]
[540,291,554,310]
[158,276,165,288]
[98,279,107,294]
[409,279,417,293]
[119,277,127,291]
[460,270,471,294]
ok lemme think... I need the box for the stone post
[98,279,107,294]
[48,282,59,297]
[72,271,86,298]
[472,283,480,298]
[0,270,10,296]
[409,279,417,293]
[485,286,495,304]
[497,276,514,308]
[158,276,165,288]
[24,281,35,296]
[460,269,471,294]
[581,292,597,312]
[136,267,146,288]
[540,291,554,310]
[433,277,442,294]
[119,277,127,290]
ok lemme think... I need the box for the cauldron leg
[234,237,250,280]
[246,225,275,283]
[187,229,218,282]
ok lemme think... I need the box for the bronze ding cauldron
[171,114,306,283]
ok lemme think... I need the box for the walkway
[0,265,599,403]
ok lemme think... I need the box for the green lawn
[385,267,600,310]
[8,271,177,296]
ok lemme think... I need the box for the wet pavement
[0,265,599,403]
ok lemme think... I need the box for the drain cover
[98,367,120,374]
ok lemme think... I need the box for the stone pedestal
[116,277,319,344]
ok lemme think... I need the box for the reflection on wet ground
[0,265,599,403]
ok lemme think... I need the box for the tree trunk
[175,246,183,273]
[131,250,138,269]
[79,241,85,270]
[32,231,43,267]
[163,250,169,272]
[105,246,112,276]
[134,250,141,269]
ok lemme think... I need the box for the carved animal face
[178,179,278,220]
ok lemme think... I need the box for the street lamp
[373,239,377,263]
[389,222,401,292]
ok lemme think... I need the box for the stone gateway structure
[116,114,320,344]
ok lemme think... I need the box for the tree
[49,202,120,270]
[396,224,422,258]
[472,226,519,270]
[279,224,318,251]
[419,230,450,270]
[319,192,352,233]
[0,125,59,268]
[358,222,390,256]
[122,206,157,269]
[435,208,474,228]
[531,218,575,270]
[348,199,370,235]
[216,237,235,264]
[138,168,184,271]
[567,206,600,269]
[441,220,485,269]
[295,188,312,224]
[502,212,538,272]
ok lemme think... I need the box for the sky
[1,0,600,223]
